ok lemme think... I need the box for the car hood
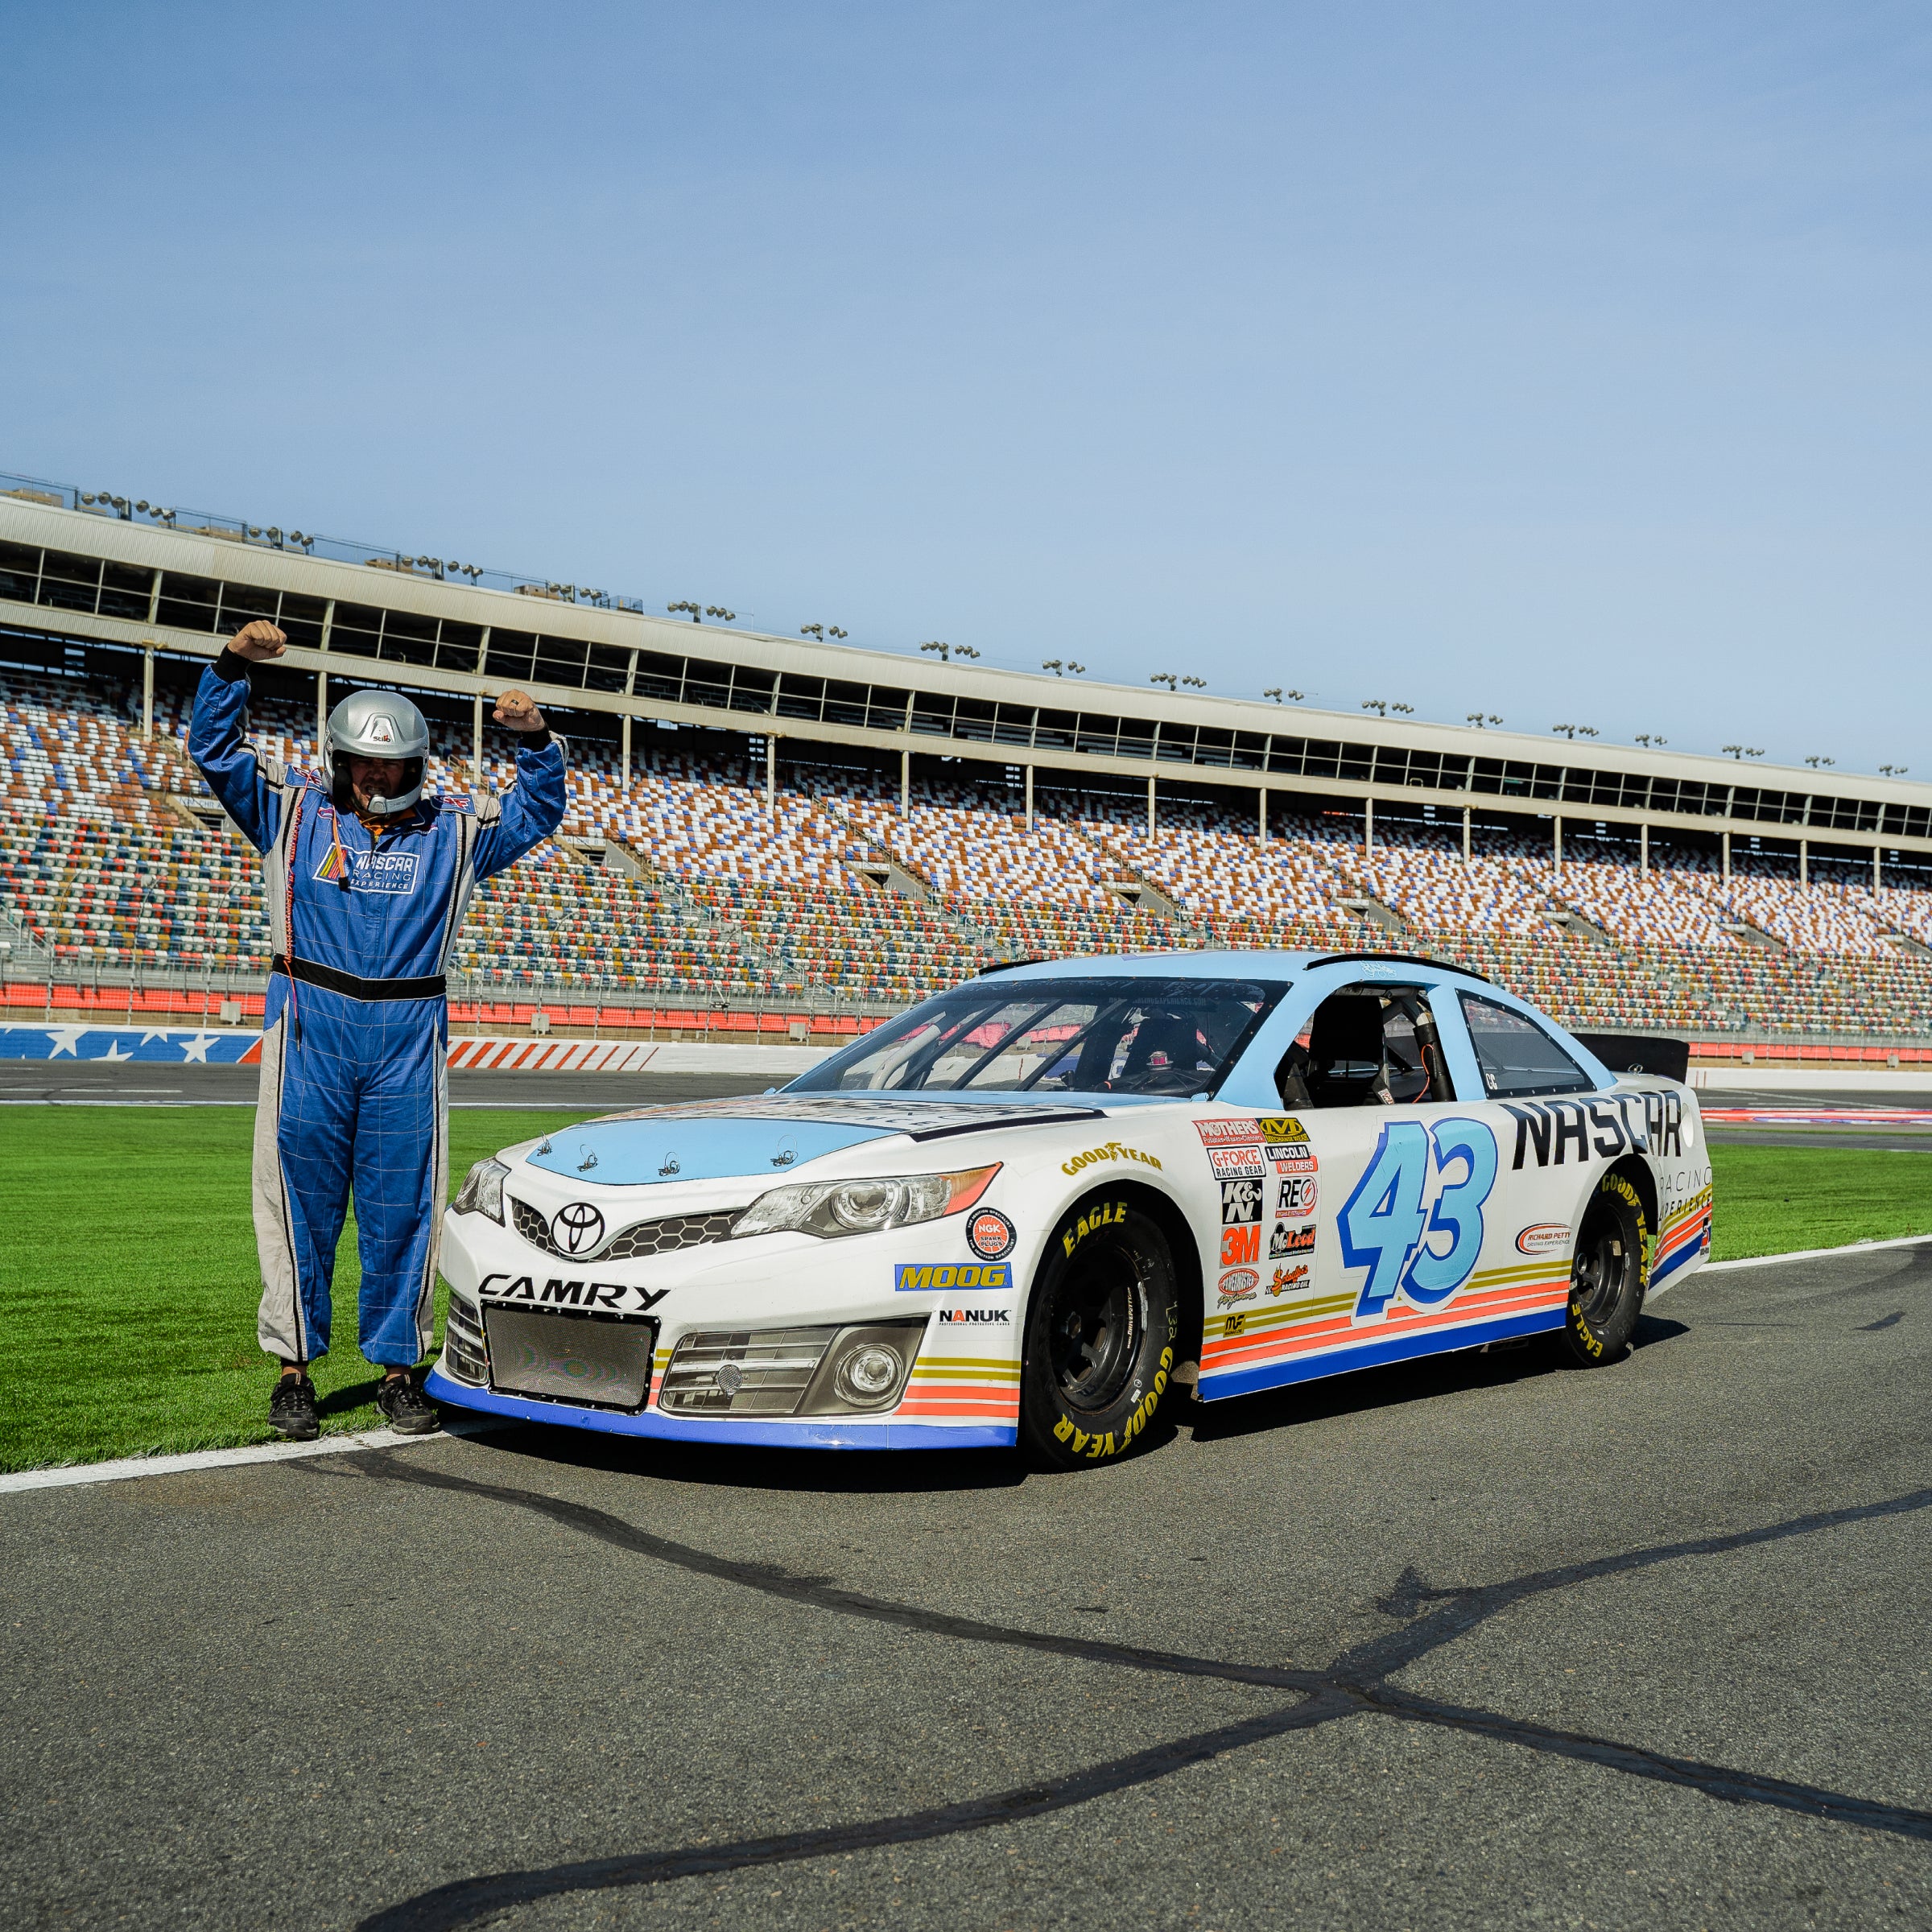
[523,1095,1110,1189]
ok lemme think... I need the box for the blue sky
[3,3,1927,773]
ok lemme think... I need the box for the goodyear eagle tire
[1019,1195,1179,1469]
[1558,1170,1649,1366]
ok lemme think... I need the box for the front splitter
[425,1367,1018,1451]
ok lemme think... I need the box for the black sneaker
[269,1373,320,1442]
[377,1370,441,1436]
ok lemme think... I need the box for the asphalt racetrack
[4,1242,1929,1930]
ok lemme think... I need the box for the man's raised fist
[230,621,287,663]
[493,689,546,733]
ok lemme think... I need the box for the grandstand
[4,472,1932,1045]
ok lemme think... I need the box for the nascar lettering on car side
[427,950,1708,1469]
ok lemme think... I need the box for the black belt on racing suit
[270,953,448,1001]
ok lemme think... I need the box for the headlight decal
[733,1163,1001,1241]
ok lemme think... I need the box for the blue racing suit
[190,651,567,1367]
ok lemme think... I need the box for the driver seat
[1303,995,1392,1108]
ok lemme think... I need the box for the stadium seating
[5,659,1932,1039]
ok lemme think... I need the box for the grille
[483,1306,657,1413]
[658,1327,839,1417]
[510,1196,743,1261]
[443,1292,488,1385]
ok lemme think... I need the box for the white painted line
[1699,1231,1932,1274]
[0,1414,505,1496]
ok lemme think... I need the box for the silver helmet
[324,689,431,815]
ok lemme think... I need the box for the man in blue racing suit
[191,617,567,1441]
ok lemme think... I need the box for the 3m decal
[1208,1145,1267,1181]
[1336,1116,1500,1318]
[1266,1264,1309,1296]
[1061,1141,1162,1176]
[1269,1221,1317,1259]
[965,1208,1016,1261]
[1060,1199,1128,1258]
[475,1272,666,1314]
[1195,1118,1263,1147]
[894,1262,1013,1291]
[1256,1116,1309,1143]
[1220,1222,1261,1267]
[1216,1269,1260,1306]
[1274,1173,1319,1216]
[1220,1178,1264,1226]
[1516,1222,1571,1257]
[936,1307,1011,1324]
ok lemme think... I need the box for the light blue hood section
[526,1116,900,1187]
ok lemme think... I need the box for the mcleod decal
[476,1273,666,1314]
[1208,1144,1266,1181]
[937,1307,1011,1324]
[1061,1199,1129,1258]
[1061,1141,1162,1176]
[1269,1221,1317,1259]
[1256,1116,1309,1144]
[1052,1345,1173,1459]
[895,1262,1013,1291]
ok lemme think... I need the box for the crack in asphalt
[332,1455,1932,1931]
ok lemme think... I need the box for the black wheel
[1019,1195,1180,1468]
[1558,1170,1649,1365]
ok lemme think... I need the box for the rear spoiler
[1573,1033,1690,1084]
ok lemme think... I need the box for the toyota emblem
[551,1202,606,1255]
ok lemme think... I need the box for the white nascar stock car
[427,952,1713,1468]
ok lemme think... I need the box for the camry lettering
[475,1273,666,1313]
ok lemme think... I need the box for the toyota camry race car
[427,952,1712,1468]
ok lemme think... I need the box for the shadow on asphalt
[444,1311,1698,1492]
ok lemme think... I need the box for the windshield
[786,976,1288,1097]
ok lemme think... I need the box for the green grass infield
[0,1113,1926,1473]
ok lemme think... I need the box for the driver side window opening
[1275,983,1455,1109]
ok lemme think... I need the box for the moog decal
[895,1262,1012,1291]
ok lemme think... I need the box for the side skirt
[424,1367,1018,1451]
[1198,1307,1567,1403]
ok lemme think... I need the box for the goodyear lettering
[894,1261,1013,1291]
[1061,1200,1129,1258]
[1061,1141,1162,1176]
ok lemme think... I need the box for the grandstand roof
[4,482,1928,857]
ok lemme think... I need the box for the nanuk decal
[1516,1222,1571,1257]
[477,1273,666,1314]
[1220,1178,1264,1226]
[1220,1222,1262,1267]
[1256,1116,1309,1144]
[937,1307,1011,1324]
[1208,1144,1267,1182]
[895,1261,1013,1291]
[1061,1199,1128,1258]
[1274,1173,1319,1216]
[1216,1268,1260,1306]
[1266,1264,1309,1297]
[1269,1221,1317,1259]
[1061,1141,1162,1176]
[1502,1089,1682,1169]
[1195,1118,1263,1147]
[966,1208,1016,1261]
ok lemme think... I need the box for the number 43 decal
[1337,1118,1499,1317]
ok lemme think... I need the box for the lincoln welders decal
[1337,1117,1499,1317]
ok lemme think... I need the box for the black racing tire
[1019,1195,1180,1470]
[1558,1170,1649,1366]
